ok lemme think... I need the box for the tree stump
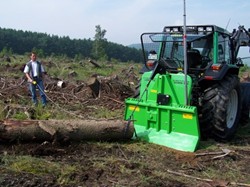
[87,77,101,98]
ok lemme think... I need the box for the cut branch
[167,169,250,187]
[167,169,213,182]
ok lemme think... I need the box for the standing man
[23,52,47,107]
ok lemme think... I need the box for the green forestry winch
[124,25,250,152]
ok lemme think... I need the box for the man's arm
[25,73,33,83]
[23,65,33,83]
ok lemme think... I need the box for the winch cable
[126,63,161,137]
[35,79,150,138]
[36,81,134,138]
[33,81,86,119]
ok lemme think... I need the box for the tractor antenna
[183,0,188,105]
[225,18,231,30]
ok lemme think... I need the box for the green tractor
[124,25,250,152]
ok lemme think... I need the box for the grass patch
[0,155,78,185]
[0,103,6,120]
[33,105,52,120]
[12,112,28,120]
[93,106,124,119]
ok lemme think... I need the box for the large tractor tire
[240,83,250,125]
[200,75,242,140]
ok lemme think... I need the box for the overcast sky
[0,0,249,48]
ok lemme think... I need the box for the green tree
[0,47,13,57]
[92,25,107,60]
[0,27,142,63]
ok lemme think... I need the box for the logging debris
[0,63,139,119]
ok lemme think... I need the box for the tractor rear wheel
[240,83,250,125]
[200,75,241,140]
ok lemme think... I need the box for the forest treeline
[0,26,143,63]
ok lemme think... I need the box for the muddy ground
[0,135,250,187]
[0,62,250,187]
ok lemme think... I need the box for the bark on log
[0,119,134,143]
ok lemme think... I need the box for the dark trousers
[29,77,47,106]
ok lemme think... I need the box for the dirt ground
[0,63,250,187]
[0,134,250,187]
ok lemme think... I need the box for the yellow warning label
[151,89,157,93]
[183,113,193,119]
[129,106,140,112]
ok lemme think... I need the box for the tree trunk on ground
[0,119,134,143]
[88,59,101,68]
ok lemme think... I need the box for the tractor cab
[141,25,234,74]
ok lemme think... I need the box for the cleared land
[0,56,250,186]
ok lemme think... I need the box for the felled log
[0,119,134,143]
[88,59,101,68]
